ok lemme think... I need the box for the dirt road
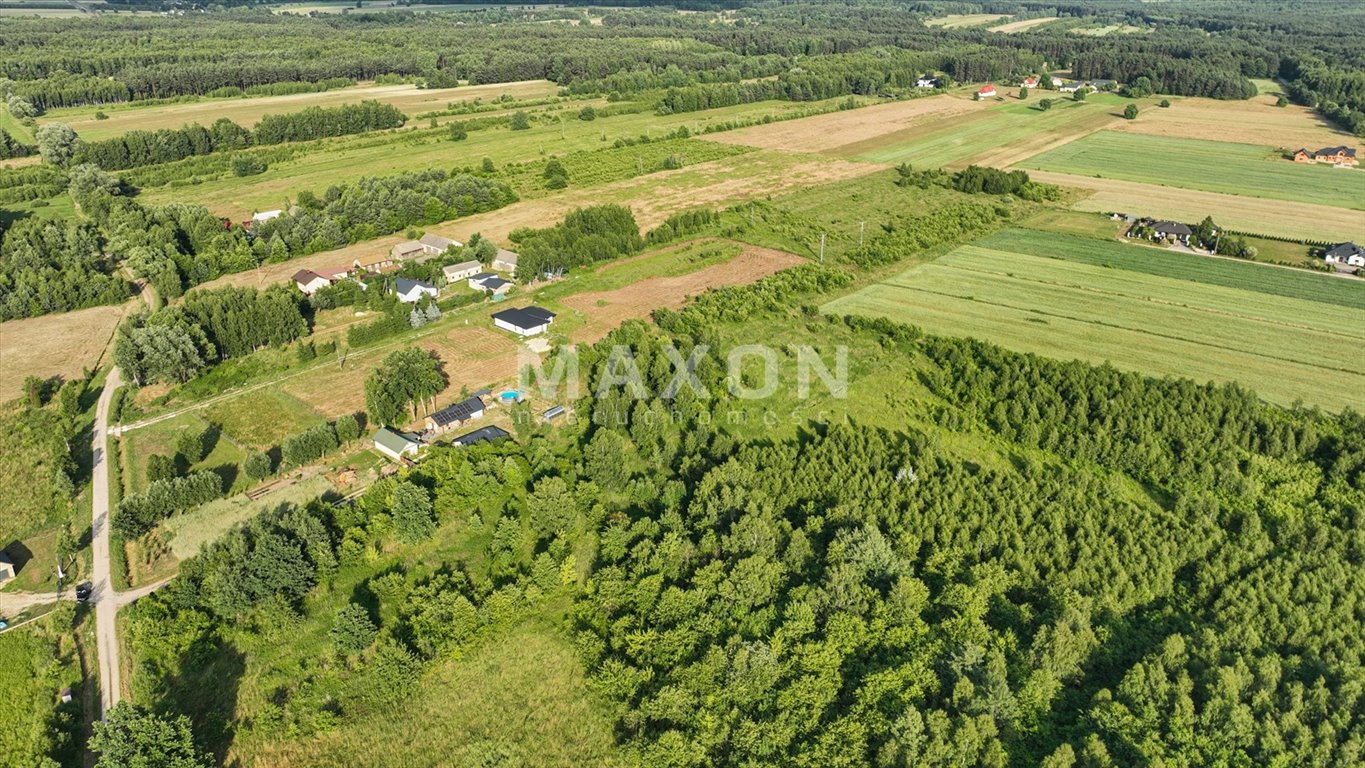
[90,367,122,717]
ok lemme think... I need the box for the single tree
[1123,104,1139,120]
[449,121,468,141]
[392,481,436,543]
[244,450,273,482]
[1038,98,1053,111]
[509,111,530,130]
[335,413,361,443]
[35,123,79,167]
[331,602,378,653]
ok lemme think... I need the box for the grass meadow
[0,609,84,767]
[924,13,1010,27]
[822,236,1365,411]
[1021,132,1365,210]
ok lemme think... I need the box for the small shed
[492,249,519,273]
[443,260,483,284]
[542,405,566,422]
[373,427,421,462]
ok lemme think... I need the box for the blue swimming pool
[499,390,519,402]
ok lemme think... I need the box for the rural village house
[976,84,997,100]
[372,427,421,462]
[419,233,460,256]
[1021,75,1040,89]
[1151,221,1194,244]
[424,395,486,434]
[0,552,15,583]
[1324,242,1365,267]
[452,425,511,447]
[467,272,499,290]
[291,269,331,295]
[492,248,519,273]
[394,277,438,303]
[442,260,483,283]
[391,240,426,261]
[492,306,555,336]
[1292,146,1359,166]
[472,275,513,296]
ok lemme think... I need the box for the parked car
[75,583,92,602]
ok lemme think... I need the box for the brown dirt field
[0,155,41,170]
[280,325,521,422]
[1029,169,1365,242]
[44,80,560,140]
[197,150,877,293]
[0,301,132,401]
[706,96,986,155]
[990,16,1059,33]
[560,244,806,343]
[1111,93,1358,150]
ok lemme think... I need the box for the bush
[231,155,268,177]
[146,454,177,484]
[331,602,378,653]
[244,451,272,482]
[113,470,223,538]
[509,111,530,130]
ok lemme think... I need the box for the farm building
[394,277,438,303]
[391,241,425,261]
[452,425,511,447]
[492,306,556,336]
[443,260,483,283]
[492,249,519,273]
[0,552,14,583]
[354,256,396,274]
[316,265,353,281]
[425,396,486,433]
[976,84,997,99]
[1324,242,1365,267]
[1292,146,1359,166]
[373,427,421,462]
[419,233,460,256]
[292,269,331,295]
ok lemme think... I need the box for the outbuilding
[391,241,425,261]
[373,427,421,462]
[492,306,556,336]
[443,260,483,284]
[419,233,460,256]
[542,405,566,422]
[452,425,511,447]
[492,249,519,273]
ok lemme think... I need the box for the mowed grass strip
[979,228,1365,310]
[1020,131,1365,210]
[822,246,1365,411]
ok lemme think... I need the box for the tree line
[510,203,644,283]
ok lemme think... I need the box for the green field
[1021,132,1365,210]
[823,237,1365,410]
[0,610,83,766]
[845,95,1129,167]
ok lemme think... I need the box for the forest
[112,262,1365,766]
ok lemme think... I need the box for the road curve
[90,367,122,718]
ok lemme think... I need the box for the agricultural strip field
[0,300,130,401]
[1111,91,1357,150]
[822,239,1365,411]
[39,80,561,141]
[840,96,1133,168]
[990,17,1059,33]
[706,95,987,155]
[1026,169,1365,242]
[137,97,863,219]
[924,13,1010,27]
[1020,132,1365,210]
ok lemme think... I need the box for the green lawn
[120,411,251,496]
[202,388,327,450]
[0,106,36,144]
[164,474,335,560]
[0,610,84,767]
[1020,131,1365,210]
[977,228,1365,309]
[822,239,1365,411]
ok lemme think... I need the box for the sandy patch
[990,17,1058,33]
[707,96,985,155]
[559,244,806,343]
[0,301,132,401]
[1029,169,1365,242]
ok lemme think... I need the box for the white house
[394,277,439,303]
[373,427,420,462]
[442,260,483,283]
[251,209,283,224]
[467,272,499,290]
[1051,76,1065,88]
[1021,75,1040,89]
[472,275,513,296]
[419,233,460,256]
[492,306,555,336]
[1324,242,1365,267]
[492,248,519,273]
[291,269,331,296]
[976,84,997,100]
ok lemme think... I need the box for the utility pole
[819,232,826,263]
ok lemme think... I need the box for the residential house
[467,272,498,289]
[492,306,556,336]
[252,209,283,225]
[1058,81,1083,93]
[315,265,353,281]
[1021,75,1040,89]
[1151,220,1193,245]
[1051,76,1065,88]
[292,269,331,296]
[473,275,513,296]
[915,77,939,88]
[373,427,421,462]
[452,425,511,447]
[492,249,519,273]
[425,395,486,433]
[442,260,483,284]
[1086,79,1117,91]
[1324,242,1365,267]
[0,552,14,583]
[419,233,460,257]
[1293,146,1359,166]
[391,240,425,261]
[394,277,438,304]
[976,84,997,100]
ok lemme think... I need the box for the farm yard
[1021,132,1365,210]
[823,232,1365,411]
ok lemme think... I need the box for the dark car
[75,583,93,602]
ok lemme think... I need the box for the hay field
[823,241,1365,410]
[990,16,1059,33]
[924,13,1010,28]
[1021,132,1365,210]
[1112,93,1358,151]
[41,80,560,141]
[0,301,130,401]
[843,96,1131,168]
[1026,169,1365,242]
[706,95,986,155]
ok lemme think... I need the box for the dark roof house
[492,306,556,336]
[1152,221,1193,237]
[452,425,511,446]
